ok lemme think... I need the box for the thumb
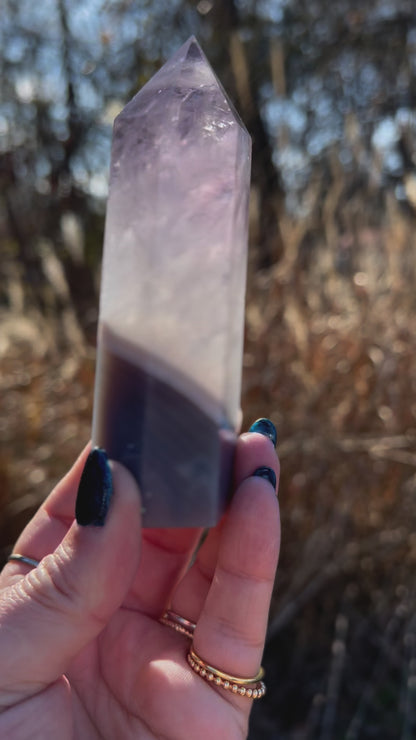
[0,450,141,710]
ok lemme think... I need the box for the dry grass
[1,188,415,738]
[245,190,416,738]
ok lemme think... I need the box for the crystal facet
[92,37,251,527]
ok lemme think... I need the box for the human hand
[0,419,280,740]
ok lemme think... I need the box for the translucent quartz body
[92,37,251,527]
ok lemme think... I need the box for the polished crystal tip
[100,36,251,428]
[93,38,251,527]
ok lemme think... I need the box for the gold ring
[187,646,266,699]
[7,554,40,568]
[160,610,196,639]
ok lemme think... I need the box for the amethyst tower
[92,37,251,527]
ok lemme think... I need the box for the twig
[401,613,416,740]
[267,560,344,641]
[319,613,349,740]
[345,606,407,740]
[267,531,410,642]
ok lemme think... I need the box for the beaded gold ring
[187,646,266,699]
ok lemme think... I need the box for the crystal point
[92,38,251,527]
[185,38,203,61]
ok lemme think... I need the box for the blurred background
[1,0,416,737]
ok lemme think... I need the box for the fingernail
[253,466,277,490]
[75,448,113,527]
[249,418,277,447]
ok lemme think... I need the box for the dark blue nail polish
[249,418,277,447]
[253,466,277,490]
[75,448,113,527]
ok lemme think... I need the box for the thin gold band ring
[189,646,264,685]
[160,610,196,638]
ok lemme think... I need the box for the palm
[68,611,246,739]
[1,433,279,739]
